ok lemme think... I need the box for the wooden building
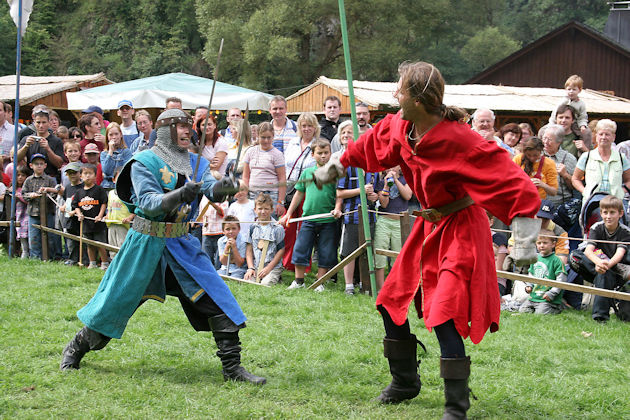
[286,76,630,139]
[466,21,630,100]
[0,73,112,124]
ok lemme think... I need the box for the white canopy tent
[66,72,273,111]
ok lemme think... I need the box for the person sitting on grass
[217,215,247,279]
[583,195,630,322]
[244,193,285,285]
[519,229,567,314]
[280,139,342,291]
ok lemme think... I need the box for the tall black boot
[209,314,266,385]
[441,356,471,420]
[376,334,424,404]
[60,326,111,371]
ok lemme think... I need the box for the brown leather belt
[413,195,475,223]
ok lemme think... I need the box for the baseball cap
[537,199,555,219]
[64,162,81,173]
[81,105,104,115]
[117,99,133,109]
[84,143,100,154]
[30,153,46,163]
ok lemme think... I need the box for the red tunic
[341,113,540,344]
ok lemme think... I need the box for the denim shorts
[292,221,338,268]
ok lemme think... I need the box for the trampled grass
[1,255,629,419]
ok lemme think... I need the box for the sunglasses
[72,134,83,138]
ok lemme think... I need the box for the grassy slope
[1,256,628,419]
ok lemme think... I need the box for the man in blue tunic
[60,109,266,385]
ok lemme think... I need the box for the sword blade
[193,38,224,180]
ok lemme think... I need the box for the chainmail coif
[151,108,193,177]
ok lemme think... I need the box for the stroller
[566,191,630,309]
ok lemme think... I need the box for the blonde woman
[100,122,132,190]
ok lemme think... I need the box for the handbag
[568,248,597,283]
[285,145,311,209]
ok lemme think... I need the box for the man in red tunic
[315,61,541,419]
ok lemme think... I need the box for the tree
[461,27,521,73]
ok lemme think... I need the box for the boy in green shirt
[519,229,567,314]
[280,139,341,290]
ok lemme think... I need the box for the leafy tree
[461,27,521,73]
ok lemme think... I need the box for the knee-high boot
[376,334,424,403]
[209,314,266,385]
[440,356,471,420]
[60,326,111,370]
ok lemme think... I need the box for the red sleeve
[2,173,9,187]
[459,140,540,224]
[340,113,404,172]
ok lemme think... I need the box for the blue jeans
[28,214,58,260]
[292,221,338,268]
[202,234,221,269]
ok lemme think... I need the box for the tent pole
[9,0,24,259]
[337,0,378,296]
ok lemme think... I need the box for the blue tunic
[77,150,246,339]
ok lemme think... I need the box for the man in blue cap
[116,99,139,147]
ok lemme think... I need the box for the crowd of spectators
[1,73,629,320]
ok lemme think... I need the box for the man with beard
[59,109,266,385]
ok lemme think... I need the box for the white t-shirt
[202,136,229,175]
[228,199,256,229]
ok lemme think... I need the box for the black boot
[60,327,110,371]
[376,334,424,404]
[209,315,266,385]
[441,356,471,420]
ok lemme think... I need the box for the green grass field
[1,255,629,419]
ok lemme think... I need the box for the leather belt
[413,195,475,223]
[132,215,188,238]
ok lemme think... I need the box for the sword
[249,177,317,190]
[193,38,224,181]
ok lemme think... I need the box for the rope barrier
[491,226,630,246]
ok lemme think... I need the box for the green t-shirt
[296,166,337,223]
[527,253,566,304]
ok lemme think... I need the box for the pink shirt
[243,146,285,191]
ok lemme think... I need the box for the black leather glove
[161,181,202,214]
[212,176,240,202]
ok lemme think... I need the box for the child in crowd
[59,162,84,265]
[105,168,134,259]
[22,153,58,259]
[227,188,256,230]
[100,122,132,190]
[83,143,103,185]
[71,163,109,269]
[60,141,82,187]
[336,163,380,295]
[584,195,630,322]
[374,166,412,291]
[217,215,248,279]
[57,126,69,143]
[200,194,229,267]
[549,74,588,134]
[14,165,31,258]
[280,139,341,291]
[519,229,567,314]
[244,193,285,285]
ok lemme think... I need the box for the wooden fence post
[399,210,411,246]
[40,195,49,261]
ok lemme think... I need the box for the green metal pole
[337,0,378,296]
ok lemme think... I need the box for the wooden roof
[0,73,112,109]
[466,21,630,99]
